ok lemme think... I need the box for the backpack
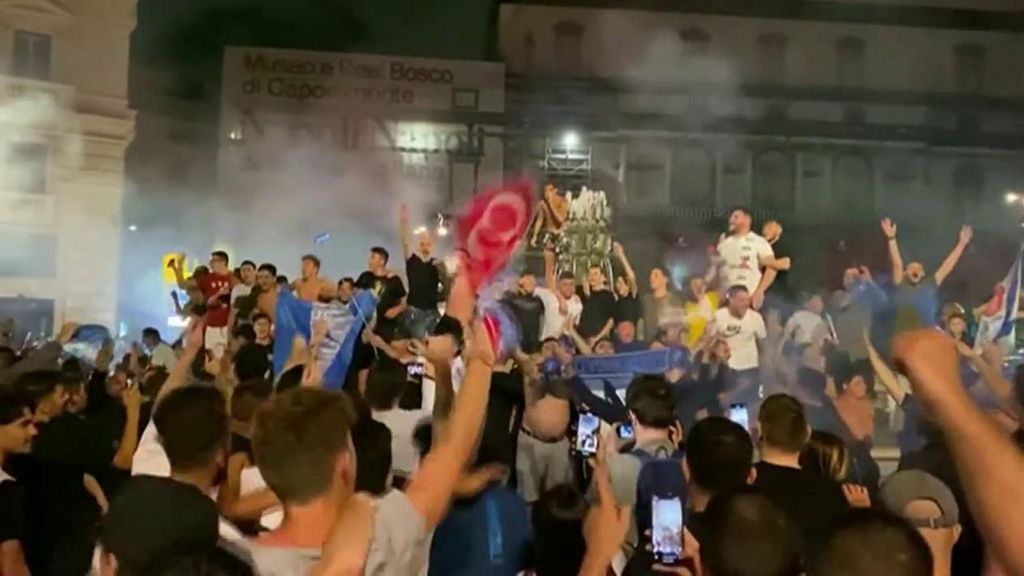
[632,445,688,542]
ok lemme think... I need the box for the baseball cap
[879,470,959,529]
[99,476,220,572]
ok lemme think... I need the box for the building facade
[0,0,136,336]
[217,47,505,274]
[498,0,1024,246]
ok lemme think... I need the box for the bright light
[167,315,190,329]
[1006,192,1020,204]
[127,224,138,232]
[437,225,449,237]
[413,226,428,235]
[228,128,243,142]
[562,131,580,148]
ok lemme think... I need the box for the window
[12,31,51,81]
[832,155,874,219]
[452,88,479,110]
[9,143,49,195]
[678,27,710,57]
[954,43,985,94]
[552,20,585,74]
[952,163,984,209]
[752,150,794,210]
[0,231,57,278]
[758,33,787,85]
[670,146,715,208]
[523,32,536,73]
[835,36,866,88]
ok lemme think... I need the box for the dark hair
[352,419,392,496]
[624,374,676,429]
[276,275,289,286]
[412,419,433,459]
[758,394,809,453]
[364,363,408,411]
[683,274,705,301]
[370,246,390,264]
[140,367,170,399]
[13,370,65,409]
[251,312,271,325]
[240,260,256,270]
[154,387,229,472]
[338,277,354,287]
[532,484,588,576]
[519,269,535,278]
[231,379,273,423]
[253,388,356,504]
[727,284,750,299]
[257,263,277,276]
[729,206,753,219]
[685,417,753,495]
[210,251,229,265]
[142,327,162,341]
[301,254,321,270]
[275,365,305,393]
[701,491,802,576]
[811,509,933,576]
[558,271,575,282]
[234,344,270,383]
[0,388,33,425]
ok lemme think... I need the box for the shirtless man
[529,183,570,249]
[254,263,279,321]
[292,254,336,303]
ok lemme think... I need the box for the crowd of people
[1,197,1024,576]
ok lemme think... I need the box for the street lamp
[1006,191,1021,205]
[562,131,580,149]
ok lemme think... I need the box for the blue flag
[976,244,1023,352]
[273,290,377,390]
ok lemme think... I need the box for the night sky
[131,0,499,93]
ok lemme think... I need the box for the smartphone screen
[616,423,634,441]
[652,496,684,565]
[728,403,749,432]
[575,413,600,457]
[406,361,425,385]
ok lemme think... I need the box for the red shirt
[197,272,232,327]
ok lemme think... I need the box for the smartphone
[651,496,684,565]
[728,403,749,432]
[615,423,634,441]
[406,360,425,385]
[572,412,600,457]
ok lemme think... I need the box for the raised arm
[111,386,142,470]
[156,319,205,406]
[403,319,495,529]
[170,256,189,290]
[864,331,905,405]
[612,242,638,297]
[399,204,412,262]
[934,226,973,286]
[881,218,904,285]
[894,330,1024,576]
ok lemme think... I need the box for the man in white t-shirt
[710,285,767,422]
[710,207,776,310]
[536,270,582,341]
[782,293,827,347]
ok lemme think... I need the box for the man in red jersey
[198,251,234,358]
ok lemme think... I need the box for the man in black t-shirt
[0,390,36,576]
[399,205,443,339]
[356,246,408,342]
[754,394,850,560]
[762,220,795,308]
[578,265,616,343]
[501,271,546,354]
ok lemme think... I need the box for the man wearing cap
[880,470,961,576]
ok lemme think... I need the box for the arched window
[954,43,986,93]
[758,32,787,85]
[553,20,585,74]
[753,150,794,210]
[833,155,874,219]
[670,146,715,208]
[835,36,866,88]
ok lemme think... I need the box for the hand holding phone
[728,403,749,432]
[571,412,601,457]
[652,496,684,566]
